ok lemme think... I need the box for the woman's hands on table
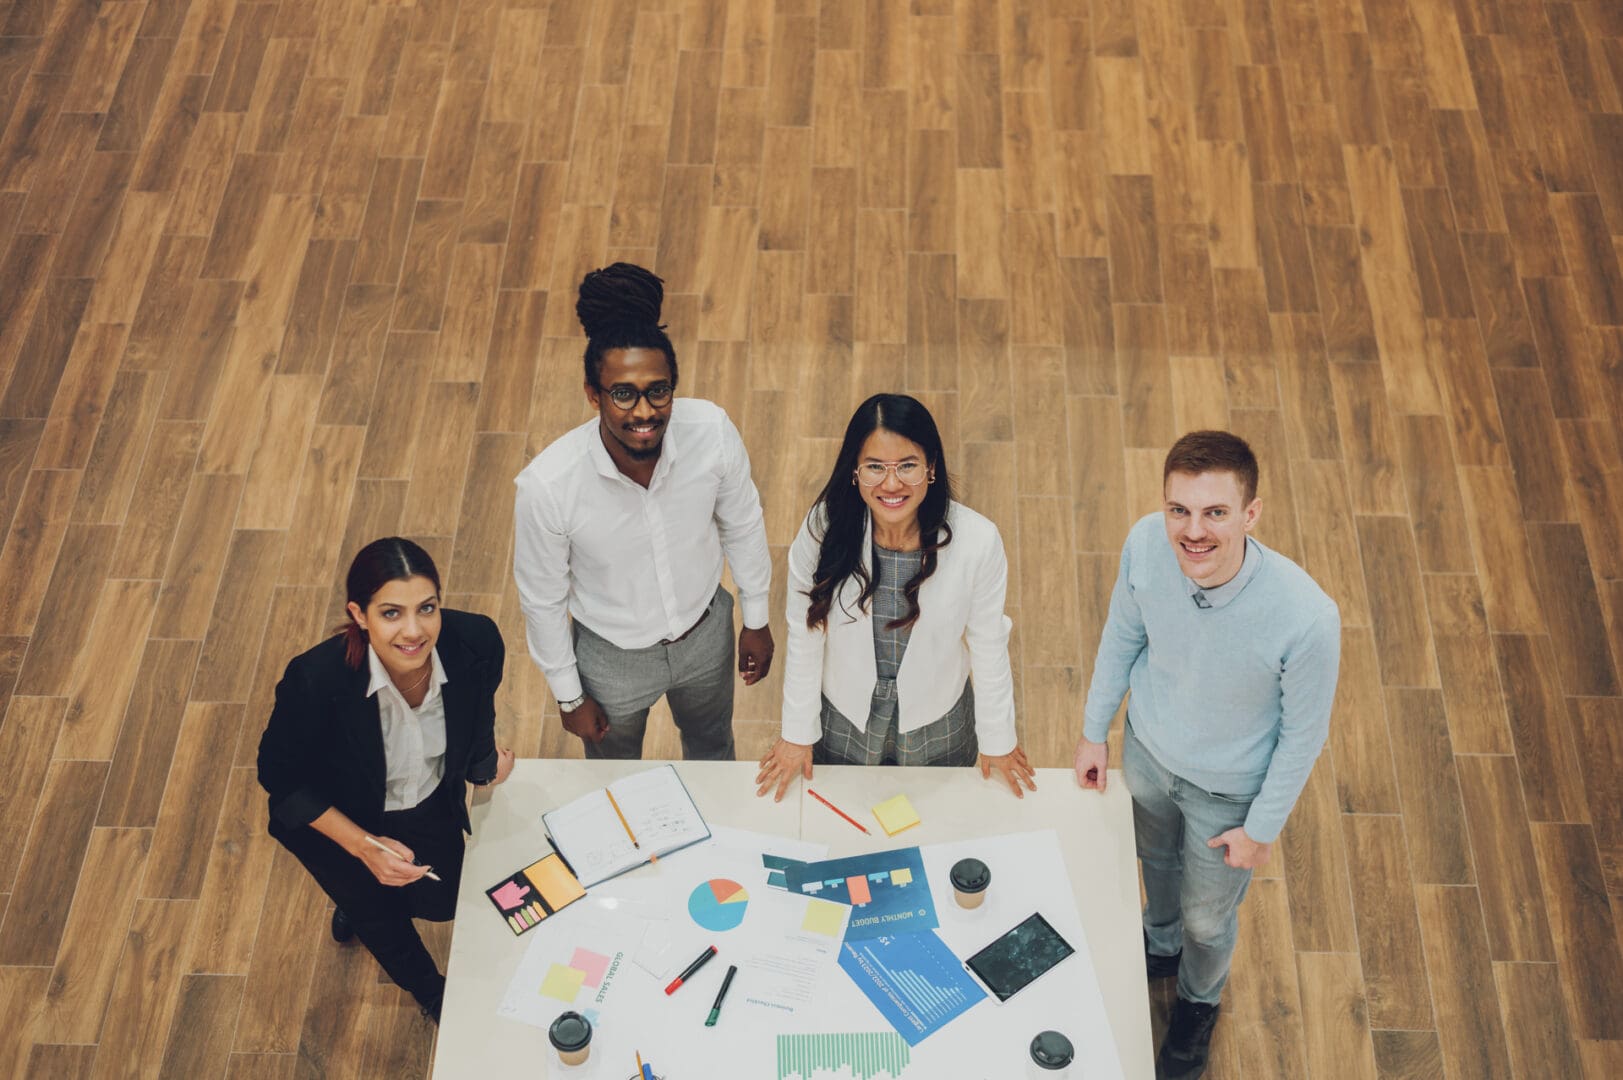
[978,745,1038,798]
[755,738,814,801]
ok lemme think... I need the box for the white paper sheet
[495,827,1120,1079]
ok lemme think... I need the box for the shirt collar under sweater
[1182,535,1263,610]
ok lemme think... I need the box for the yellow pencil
[605,788,640,850]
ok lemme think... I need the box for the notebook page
[607,764,710,856]
[542,789,642,886]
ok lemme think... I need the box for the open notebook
[542,764,711,887]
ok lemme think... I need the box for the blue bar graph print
[837,931,986,1046]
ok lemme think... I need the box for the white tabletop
[433,761,1153,1079]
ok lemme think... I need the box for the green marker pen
[705,964,738,1027]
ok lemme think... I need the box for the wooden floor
[0,0,1620,1075]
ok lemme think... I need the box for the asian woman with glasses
[754,393,1038,800]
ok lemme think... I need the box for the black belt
[659,606,710,646]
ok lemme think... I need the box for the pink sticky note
[493,879,531,910]
[846,875,872,905]
[570,947,613,988]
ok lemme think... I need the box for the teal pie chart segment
[688,878,750,932]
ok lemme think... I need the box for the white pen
[363,834,442,882]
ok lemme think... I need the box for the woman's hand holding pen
[755,738,813,801]
[354,834,432,886]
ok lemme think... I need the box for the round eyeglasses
[855,461,930,487]
[601,382,674,411]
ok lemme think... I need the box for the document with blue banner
[837,931,986,1045]
[782,846,937,940]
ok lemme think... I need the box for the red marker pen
[664,945,718,995]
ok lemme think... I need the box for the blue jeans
[1122,719,1255,1005]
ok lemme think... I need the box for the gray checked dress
[813,543,977,767]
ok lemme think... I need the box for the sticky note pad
[540,963,587,1002]
[871,794,921,837]
[525,853,587,909]
[801,898,845,938]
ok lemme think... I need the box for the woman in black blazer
[257,537,514,1020]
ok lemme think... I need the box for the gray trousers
[572,586,736,760]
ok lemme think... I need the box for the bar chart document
[776,1033,912,1080]
[836,931,985,1045]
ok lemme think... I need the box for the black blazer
[256,609,504,842]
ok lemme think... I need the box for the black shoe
[330,908,354,944]
[1157,997,1220,1079]
[1145,931,1181,980]
[418,994,442,1025]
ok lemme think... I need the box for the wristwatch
[558,694,586,713]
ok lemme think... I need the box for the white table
[433,761,1153,1079]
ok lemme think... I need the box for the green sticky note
[539,962,587,1002]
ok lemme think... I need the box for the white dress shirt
[779,501,1019,756]
[512,397,773,704]
[367,644,448,811]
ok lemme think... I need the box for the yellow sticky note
[889,867,913,887]
[801,898,845,938]
[871,793,921,837]
[540,963,586,1002]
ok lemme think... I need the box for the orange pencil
[808,788,870,835]
[605,788,640,849]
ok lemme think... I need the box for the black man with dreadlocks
[513,263,774,759]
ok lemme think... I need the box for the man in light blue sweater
[1074,431,1340,1080]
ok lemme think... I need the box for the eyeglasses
[600,382,675,411]
[854,460,930,487]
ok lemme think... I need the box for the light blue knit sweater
[1083,513,1341,843]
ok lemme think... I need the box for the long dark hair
[805,394,954,631]
[335,537,442,669]
[576,263,678,388]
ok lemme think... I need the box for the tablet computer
[963,912,1077,1002]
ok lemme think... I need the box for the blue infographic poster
[783,847,937,940]
[837,932,986,1046]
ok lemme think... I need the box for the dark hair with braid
[805,394,954,632]
[575,263,678,389]
[334,537,442,669]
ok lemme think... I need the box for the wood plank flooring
[0,0,1620,1074]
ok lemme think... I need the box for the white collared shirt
[512,398,772,703]
[367,644,448,811]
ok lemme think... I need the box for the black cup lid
[950,857,990,893]
[1030,1030,1075,1068]
[548,1011,592,1052]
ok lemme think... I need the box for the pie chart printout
[688,878,750,932]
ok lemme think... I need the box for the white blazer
[780,501,1017,756]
